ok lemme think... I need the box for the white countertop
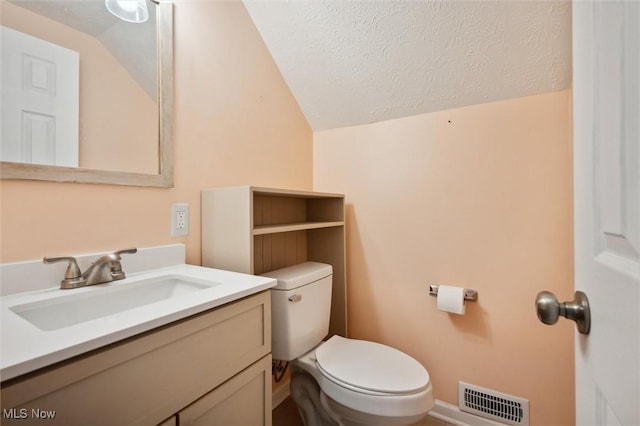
[0,264,275,381]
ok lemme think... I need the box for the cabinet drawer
[179,355,272,426]
[1,291,271,426]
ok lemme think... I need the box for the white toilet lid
[315,336,430,394]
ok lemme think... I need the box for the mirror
[0,0,173,187]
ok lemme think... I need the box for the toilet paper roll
[437,285,466,315]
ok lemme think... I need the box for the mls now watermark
[3,408,57,420]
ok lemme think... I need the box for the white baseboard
[428,400,505,426]
[272,379,291,410]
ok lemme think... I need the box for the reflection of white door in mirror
[1,26,79,167]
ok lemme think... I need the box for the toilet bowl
[263,262,434,426]
[293,336,433,426]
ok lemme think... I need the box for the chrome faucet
[44,248,137,289]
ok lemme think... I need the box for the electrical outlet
[176,211,186,230]
[171,203,189,237]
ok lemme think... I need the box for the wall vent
[458,381,530,426]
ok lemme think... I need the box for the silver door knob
[535,291,591,335]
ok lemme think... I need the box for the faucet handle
[43,256,82,278]
[113,248,138,258]
[110,248,137,279]
[43,256,86,289]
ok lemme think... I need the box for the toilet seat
[315,336,430,395]
[293,337,434,419]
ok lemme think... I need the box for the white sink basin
[1,264,276,381]
[10,275,218,331]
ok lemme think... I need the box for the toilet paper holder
[429,284,478,301]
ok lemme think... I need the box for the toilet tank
[262,262,332,361]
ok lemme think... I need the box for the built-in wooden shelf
[253,221,344,235]
[201,186,347,338]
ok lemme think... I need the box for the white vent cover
[458,381,529,426]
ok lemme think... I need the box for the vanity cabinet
[202,186,347,337]
[177,355,271,425]
[0,291,272,426]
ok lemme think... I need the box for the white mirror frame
[0,2,174,188]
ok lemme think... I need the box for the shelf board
[253,221,344,235]
[251,186,344,199]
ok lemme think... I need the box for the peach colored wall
[1,0,158,174]
[0,0,312,264]
[314,90,574,426]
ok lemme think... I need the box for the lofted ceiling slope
[243,0,572,131]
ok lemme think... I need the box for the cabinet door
[179,355,272,426]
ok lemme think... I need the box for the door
[573,1,639,425]
[1,26,79,167]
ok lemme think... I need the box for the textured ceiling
[243,0,572,131]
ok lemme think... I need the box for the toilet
[263,262,434,426]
